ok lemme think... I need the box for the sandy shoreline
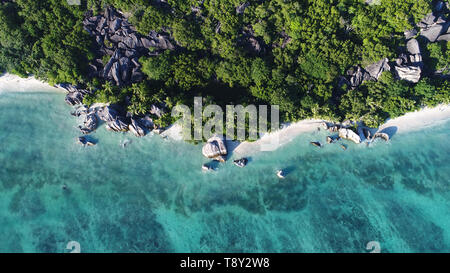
[0,73,61,93]
[234,105,450,156]
[1,72,449,156]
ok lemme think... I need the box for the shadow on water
[379,126,398,139]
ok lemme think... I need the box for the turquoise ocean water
[0,89,449,253]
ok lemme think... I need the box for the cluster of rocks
[340,58,391,89]
[394,2,449,82]
[82,6,175,86]
[57,84,94,106]
[416,3,450,43]
[393,38,423,83]
[340,1,449,88]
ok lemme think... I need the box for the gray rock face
[404,29,418,40]
[364,58,391,80]
[79,113,98,134]
[417,12,450,43]
[421,24,445,42]
[58,84,92,106]
[97,106,119,122]
[128,118,146,137]
[346,66,372,88]
[406,39,420,55]
[437,33,450,41]
[106,118,129,132]
[394,65,422,83]
[83,6,176,86]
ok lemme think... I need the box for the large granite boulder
[394,65,422,83]
[364,58,391,80]
[417,13,450,43]
[79,113,98,134]
[202,135,228,162]
[82,6,176,86]
[338,128,361,144]
[406,39,421,55]
[128,118,146,137]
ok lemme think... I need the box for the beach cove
[0,75,449,252]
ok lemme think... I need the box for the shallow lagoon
[0,90,449,252]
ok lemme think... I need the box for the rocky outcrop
[128,118,146,137]
[417,13,450,43]
[202,135,228,162]
[83,6,175,86]
[97,106,119,122]
[338,128,361,144]
[105,118,129,132]
[364,58,391,80]
[348,66,372,88]
[394,64,422,83]
[57,84,93,106]
[394,39,423,83]
[78,113,98,135]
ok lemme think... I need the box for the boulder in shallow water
[79,113,98,134]
[202,135,228,162]
[310,141,322,148]
[338,128,361,144]
[373,132,390,141]
[78,136,96,146]
[234,158,248,167]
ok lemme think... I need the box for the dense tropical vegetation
[0,0,449,128]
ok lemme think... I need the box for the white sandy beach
[0,73,61,93]
[234,105,450,156]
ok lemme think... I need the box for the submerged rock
[77,136,96,146]
[310,141,322,148]
[373,132,390,141]
[233,158,248,168]
[338,128,361,144]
